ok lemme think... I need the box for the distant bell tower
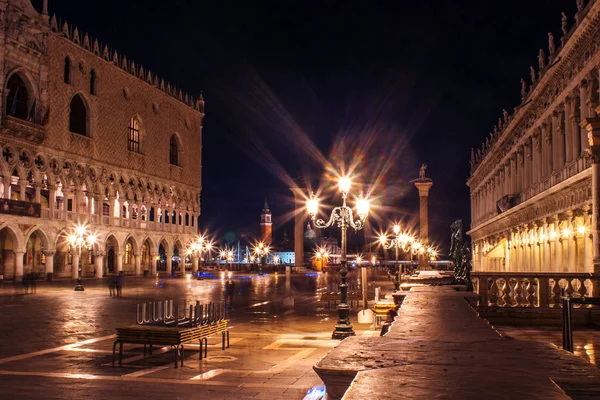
[260,199,272,244]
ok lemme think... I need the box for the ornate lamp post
[227,250,234,271]
[253,241,269,275]
[189,236,212,280]
[219,249,227,271]
[307,176,370,339]
[379,226,415,291]
[67,225,97,292]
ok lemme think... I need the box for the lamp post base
[332,323,356,340]
[74,279,85,291]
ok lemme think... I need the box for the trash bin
[143,270,149,277]
[46,272,53,281]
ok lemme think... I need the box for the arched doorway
[173,240,184,273]
[158,243,166,272]
[105,235,119,274]
[24,230,47,277]
[123,237,136,274]
[107,249,115,273]
[141,237,153,274]
[0,226,21,279]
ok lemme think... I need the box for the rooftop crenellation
[48,14,205,114]
[470,0,592,175]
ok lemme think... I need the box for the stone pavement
[0,271,380,399]
[314,285,600,399]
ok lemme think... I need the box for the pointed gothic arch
[69,94,90,136]
[169,133,183,166]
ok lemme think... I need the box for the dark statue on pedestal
[449,220,473,290]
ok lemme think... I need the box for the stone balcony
[39,207,196,235]
[1,115,46,144]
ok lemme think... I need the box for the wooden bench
[113,320,229,368]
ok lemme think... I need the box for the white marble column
[567,212,576,272]
[166,253,172,274]
[14,251,24,281]
[34,183,41,203]
[44,251,55,276]
[71,253,79,279]
[192,256,199,273]
[2,179,10,199]
[134,254,142,276]
[48,185,56,219]
[116,252,123,273]
[580,84,590,155]
[19,178,27,201]
[543,122,553,177]
[150,253,158,275]
[95,253,104,278]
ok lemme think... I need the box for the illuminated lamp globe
[338,177,351,193]
[356,197,370,218]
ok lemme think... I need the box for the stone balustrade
[472,272,600,308]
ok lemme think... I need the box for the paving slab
[314,286,600,399]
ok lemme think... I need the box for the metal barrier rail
[136,299,225,328]
[561,296,600,352]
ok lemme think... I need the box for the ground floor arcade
[0,222,197,280]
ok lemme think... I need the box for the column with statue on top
[411,164,433,269]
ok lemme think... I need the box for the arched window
[64,57,71,84]
[128,117,141,153]
[5,74,29,120]
[185,213,189,226]
[149,207,155,222]
[90,69,97,95]
[169,135,179,166]
[69,94,87,136]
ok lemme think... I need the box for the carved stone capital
[587,145,600,164]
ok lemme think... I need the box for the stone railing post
[538,276,550,308]
[477,274,489,307]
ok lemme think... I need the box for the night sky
[41,0,576,253]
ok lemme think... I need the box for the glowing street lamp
[67,224,97,291]
[254,241,269,275]
[306,175,370,339]
[227,250,234,271]
[379,226,415,291]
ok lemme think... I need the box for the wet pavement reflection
[0,269,383,400]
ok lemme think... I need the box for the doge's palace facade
[0,0,204,280]
[468,0,600,274]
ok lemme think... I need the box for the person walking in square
[116,271,124,297]
[224,278,235,309]
[108,275,115,297]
